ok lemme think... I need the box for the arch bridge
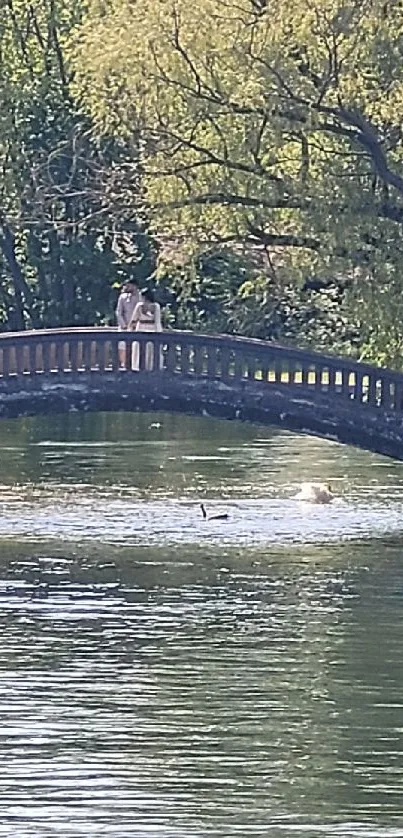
[0,327,403,460]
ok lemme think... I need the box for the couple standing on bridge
[115,281,162,370]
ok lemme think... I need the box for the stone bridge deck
[0,327,403,459]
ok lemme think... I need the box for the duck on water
[200,503,229,521]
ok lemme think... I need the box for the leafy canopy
[71,0,403,361]
[72,0,403,235]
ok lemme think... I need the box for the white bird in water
[294,482,334,504]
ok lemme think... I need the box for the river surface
[0,412,403,838]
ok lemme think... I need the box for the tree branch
[247,224,320,250]
[152,192,302,211]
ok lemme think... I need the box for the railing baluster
[165,341,177,372]
[24,344,31,373]
[247,355,257,380]
[301,365,310,386]
[281,362,290,384]
[394,380,403,411]
[175,342,183,372]
[154,339,163,372]
[292,364,300,385]
[387,379,394,409]
[9,347,16,375]
[380,377,394,409]
[56,341,65,372]
[2,346,11,378]
[361,374,369,404]
[181,344,191,375]
[123,338,131,371]
[110,338,120,372]
[42,342,52,373]
[187,346,195,374]
[354,371,364,403]
[340,368,350,397]
[274,359,283,384]
[103,340,111,371]
[70,341,79,372]
[82,340,92,372]
[76,340,84,371]
[103,340,112,371]
[289,362,298,385]
[234,352,244,379]
[35,344,43,373]
[367,374,377,407]
[95,339,106,371]
[328,367,336,392]
[379,377,389,408]
[207,346,217,378]
[313,365,322,389]
[220,348,231,381]
[193,345,204,375]
[138,339,147,371]
[15,344,25,374]
[149,339,159,372]
[260,360,270,383]
[27,343,36,374]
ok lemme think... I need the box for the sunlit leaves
[71,0,403,240]
[68,0,403,362]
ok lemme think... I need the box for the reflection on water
[1,494,403,548]
[0,412,402,837]
[1,412,403,549]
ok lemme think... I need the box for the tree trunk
[0,217,36,329]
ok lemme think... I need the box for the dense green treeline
[0,0,154,330]
[2,0,403,366]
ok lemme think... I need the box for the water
[0,412,403,837]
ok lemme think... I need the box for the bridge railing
[0,327,402,411]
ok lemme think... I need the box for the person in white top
[129,287,162,371]
[115,281,141,367]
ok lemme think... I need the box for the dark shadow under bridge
[1,327,403,460]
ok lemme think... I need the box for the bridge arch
[0,327,403,460]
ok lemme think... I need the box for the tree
[71,0,403,364]
[0,0,154,329]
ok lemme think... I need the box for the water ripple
[0,414,402,836]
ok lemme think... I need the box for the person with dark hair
[129,287,162,370]
[115,280,141,367]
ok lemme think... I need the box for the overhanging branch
[152,192,301,211]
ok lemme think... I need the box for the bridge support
[1,371,403,460]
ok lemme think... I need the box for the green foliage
[0,0,155,329]
[156,247,359,355]
[70,0,403,365]
[2,0,403,368]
